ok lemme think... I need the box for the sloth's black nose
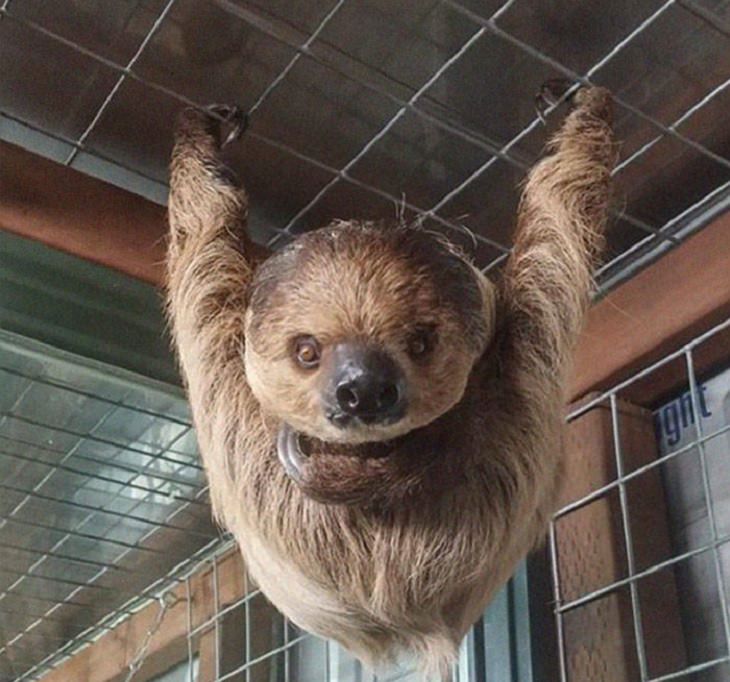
[336,378,400,418]
[329,345,406,424]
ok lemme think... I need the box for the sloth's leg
[478,86,616,554]
[500,85,616,390]
[168,105,249,257]
[166,106,254,408]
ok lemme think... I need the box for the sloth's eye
[407,327,436,358]
[294,336,321,369]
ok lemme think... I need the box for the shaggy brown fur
[166,86,616,679]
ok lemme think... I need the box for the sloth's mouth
[326,409,403,428]
[276,422,404,505]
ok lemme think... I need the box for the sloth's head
[244,222,496,499]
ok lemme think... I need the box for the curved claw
[534,78,579,124]
[205,103,249,147]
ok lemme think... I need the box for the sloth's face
[244,223,496,450]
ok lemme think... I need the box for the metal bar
[0,540,135,573]
[595,179,730,292]
[558,529,730,614]
[445,0,730,170]
[566,316,730,425]
[548,522,568,682]
[266,21,492,245]
[187,577,194,682]
[2,425,207,667]
[684,348,730,650]
[609,394,648,680]
[284,615,290,682]
[556,420,730,520]
[0,566,128,594]
[0,591,113,614]
[14,525,231,681]
[0,426,200,478]
[0,363,193,428]
[0,9,508,256]
[217,635,310,682]
[187,588,261,641]
[0,606,92,632]
[648,655,730,682]
[0,443,204,504]
[64,0,178,165]
[0,516,166,554]
[246,0,348,119]
[0,481,212,539]
[1,409,195,467]
[1,108,170,192]
[213,557,221,681]
[245,567,252,682]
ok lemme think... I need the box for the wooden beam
[0,140,167,285]
[570,211,730,404]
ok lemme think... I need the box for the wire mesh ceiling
[1,0,730,680]
[1,0,729,291]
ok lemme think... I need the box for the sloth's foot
[535,79,612,125]
[206,104,249,147]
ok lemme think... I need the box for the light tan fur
[166,87,616,679]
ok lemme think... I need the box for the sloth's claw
[534,78,579,124]
[205,103,249,147]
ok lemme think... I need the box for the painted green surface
[0,229,180,385]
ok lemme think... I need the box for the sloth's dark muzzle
[324,344,407,428]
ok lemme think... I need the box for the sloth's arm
[166,107,255,389]
[500,87,615,401]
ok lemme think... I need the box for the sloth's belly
[238,528,368,641]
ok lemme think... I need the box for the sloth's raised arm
[166,107,254,396]
[499,86,616,404]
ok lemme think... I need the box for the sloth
[166,84,615,678]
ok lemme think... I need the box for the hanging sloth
[165,83,615,679]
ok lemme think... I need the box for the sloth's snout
[326,344,406,427]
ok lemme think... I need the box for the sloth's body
[166,87,615,678]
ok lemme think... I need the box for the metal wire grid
[13,530,477,682]
[549,315,730,682]
[170,546,473,682]
[0,0,729,292]
[0,330,220,681]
